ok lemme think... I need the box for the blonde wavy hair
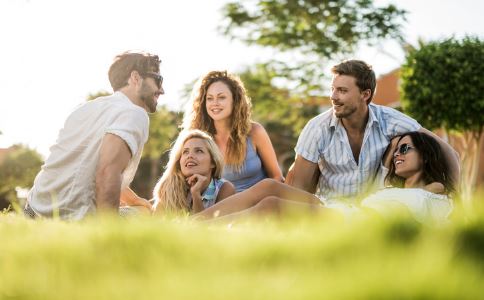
[183,71,252,169]
[153,129,224,214]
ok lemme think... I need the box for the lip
[184,160,198,167]
[394,158,404,166]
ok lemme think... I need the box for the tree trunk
[460,129,483,211]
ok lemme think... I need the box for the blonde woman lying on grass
[150,130,235,215]
[192,131,455,223]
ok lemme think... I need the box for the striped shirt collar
[328,103,380,129]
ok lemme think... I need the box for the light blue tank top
[222,137,267,192]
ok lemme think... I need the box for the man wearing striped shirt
[290,60,459,203]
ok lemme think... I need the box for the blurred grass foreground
[1,198,484,300]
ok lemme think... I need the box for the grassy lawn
[1,198,484,300]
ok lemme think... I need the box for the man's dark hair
[331,60,376,104]
[108,51,161,91]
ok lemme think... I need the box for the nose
[160,85,165,94]
[330,91,337,101]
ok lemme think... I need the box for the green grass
[1,197,484,300]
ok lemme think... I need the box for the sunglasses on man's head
[396,143,414,155]
[141,72,163,88]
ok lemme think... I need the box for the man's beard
[139,82,157,113]
[333,105,356,119]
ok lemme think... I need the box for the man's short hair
[331,60,376,103]
[108,51,161,91]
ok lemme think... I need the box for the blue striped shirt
[295,104,420,202]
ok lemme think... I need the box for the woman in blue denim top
[183,71,283,192]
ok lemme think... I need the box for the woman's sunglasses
[395,143,414,155]
[141,72,163,89]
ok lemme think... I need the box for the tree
[238,63,325,170]
[87,90,111,101]
[0,145,43,210]
[400,37,484,204]
[131,107,183,198]
[220,0,407,92]
[222,0,406,56]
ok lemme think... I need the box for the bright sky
[1,0,483,157]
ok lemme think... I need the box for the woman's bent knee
[253,196,282,214]
[257,178,285,191]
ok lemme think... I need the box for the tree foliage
[220,0,407,96]
[400,36,484,202]
[401,37,484,133]
[0,145,43,209]
[238,63,325,170]
[87,90,111,101]
[221,0,407,58]
[240,63,323,138]
[142,107,183,161]
[131,106,183,198]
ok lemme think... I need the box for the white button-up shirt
[295,103,420,202]
[28,91,149,220]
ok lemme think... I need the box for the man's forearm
[291,174,319,194]
[95,171,122,211]
[287,156,320,194]
[94,133,132,213]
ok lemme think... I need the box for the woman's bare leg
[202,196,328,224]
[250,196,325,216]
[194,179,320,219]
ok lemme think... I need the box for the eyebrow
[183,146,205,151]
[207,92,226,97]
[332,85,349,90]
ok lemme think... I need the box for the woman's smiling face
[205,81,234,122]
[393,135,423,179]
[179,138,214,178]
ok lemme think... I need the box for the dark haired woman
[360,131,455,222]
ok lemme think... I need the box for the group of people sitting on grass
[24,51,459,223]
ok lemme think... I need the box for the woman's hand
[186,174,210,213]
[119,187,153,212]
[186,174,210,197]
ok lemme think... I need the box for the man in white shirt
[289,60,459,202]
[26,51,164,220]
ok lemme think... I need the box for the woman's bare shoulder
[423,182,445,194]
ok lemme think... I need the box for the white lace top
[361,188,453,223]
